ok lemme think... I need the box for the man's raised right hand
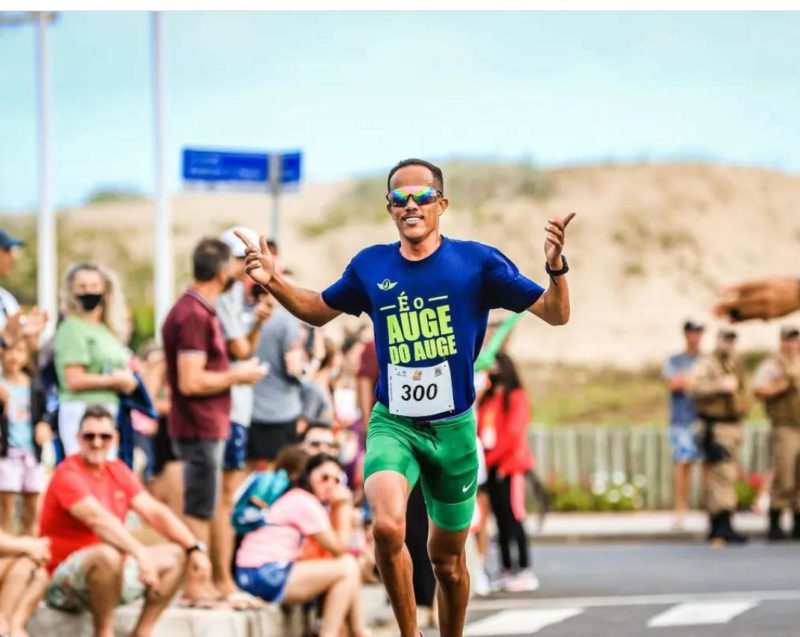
[235,231,275,289]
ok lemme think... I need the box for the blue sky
[1,11,799,211]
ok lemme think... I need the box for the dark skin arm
[236,232,341,327]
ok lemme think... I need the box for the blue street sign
[279,152,302,185]
[182,148,302,185]
[182,148,268,183]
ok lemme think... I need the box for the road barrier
[529,423,770,509]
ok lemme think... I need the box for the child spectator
[235,452,371,637]
[0,336,51,534]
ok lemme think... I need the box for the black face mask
[76,293,103,312]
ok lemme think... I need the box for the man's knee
[84,544,124,577]
[159,543,188,573]
[371,514,406,552]
[430,551,466,588]
[9,555,40,578]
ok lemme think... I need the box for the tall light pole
[36,11,56,336]
[0,12,57,334]
[152,11,172,340]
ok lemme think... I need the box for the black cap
[781,326,800,340]
[718,327,737,339]
[683,320,705,332]
[0,230,23,250]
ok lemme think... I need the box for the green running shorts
[364,402,478,531]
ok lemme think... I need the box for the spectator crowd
[0,226,545,636]
[0,222,796,636]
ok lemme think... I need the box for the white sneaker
[503,568,541,593]
[491,569,514,592]
[472,565,491,597]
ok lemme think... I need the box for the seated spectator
[235,453,371,637]
[0,530,50,637]
[54,262,137,454]
[0,336,51,535]
[299,426,348,562]
[39,405,213,637]
[301,423,340,458]
[298,427,378,583]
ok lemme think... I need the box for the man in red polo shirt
[39,405,212,637]
[161,238,265,603]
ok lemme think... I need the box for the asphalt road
[406,541,800,637]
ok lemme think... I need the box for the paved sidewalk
[525,509,769,542]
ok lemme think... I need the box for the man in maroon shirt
[161,239,265,602]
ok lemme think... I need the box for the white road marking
[464,608,583,636]
[470,589,800,612]
[647,600,757,627]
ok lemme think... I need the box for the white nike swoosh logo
[462,478,476,493]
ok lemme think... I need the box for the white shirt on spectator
[0,287,20,332]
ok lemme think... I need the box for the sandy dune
[52,163,800,367]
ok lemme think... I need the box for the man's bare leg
[0,557,32,634]
[181,516,218,600]
[8,561,48,637]
[365,471,417,637]
[673,461,690,522]
[131,544,187,637]
[210,468,246,596]
[82,545,125,637]
[428,522,470,637]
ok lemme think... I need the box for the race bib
[387,362,455,418]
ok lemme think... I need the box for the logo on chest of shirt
[377,279,398,291]
[378,291,458,365]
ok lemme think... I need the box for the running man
[237,158,574,637]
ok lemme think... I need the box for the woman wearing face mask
[53,262,136,455]
[235,451,371,637]
[477,351,539,593]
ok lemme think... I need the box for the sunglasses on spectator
[318,472,341,485]
[308,440,338,449]
[386,186,443,207]
[81,432,114,443]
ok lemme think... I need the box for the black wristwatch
[186,541,207,555]
[545,255,569,277]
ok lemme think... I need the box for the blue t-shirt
[663,352,699,426]
[2,381,35,453]
[322,237,544,420]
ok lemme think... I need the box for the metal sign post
[269,153,282,243]
[182,147,302,245]
[36,11,56,337]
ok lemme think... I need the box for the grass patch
[522,363,667,426]
[521,359,768,426]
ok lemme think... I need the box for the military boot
[768,509,787,541]
[719,510,748,544]
[792,512,800,540]
[707,512,724,545]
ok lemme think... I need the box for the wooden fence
[528,423,770,509]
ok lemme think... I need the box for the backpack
[231,469,291,536]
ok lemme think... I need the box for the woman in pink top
[236,452,371,637]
